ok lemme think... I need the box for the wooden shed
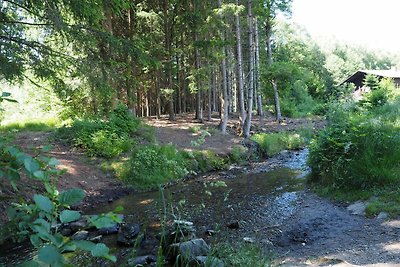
[342,69,400,88]
[342,69,400,100]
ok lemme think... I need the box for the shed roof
[341,69,400,86]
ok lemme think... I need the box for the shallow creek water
[0,149,309,266]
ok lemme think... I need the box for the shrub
[308,99,400,189]
[229,145,249,164]
[123,145,188,189]
[58,105,142,158]
[183,150,227,173]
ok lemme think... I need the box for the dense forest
[1,0,398,128]
[1,0,400,266]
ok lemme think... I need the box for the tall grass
[0,118,60,132]
[251,127,313,157]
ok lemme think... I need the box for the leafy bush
[0,115,118,265]
[229,145,249,164]
[58,104,142,158]
[123,144,188,189]
[308,99,400,189]
[183,150,227,173]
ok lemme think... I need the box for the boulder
[117,223,141,246]
[71,230,89,241]
[191,256,224,267]
[347,201,367,216]
[162,221,197,247]
[69,217,89,232]
[167,238,210,263]
[128,255,157,266]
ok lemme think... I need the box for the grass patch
[0,117,60,132]
[212,242,271,266]
[106,147,228,190]
[189,125,202,133]
[313,185,400,218]
[251,129,312,157]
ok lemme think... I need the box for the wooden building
[342,69,400,88]
[342,69,400,100]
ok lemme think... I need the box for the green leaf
[32,218,51,237]
[48,158,60,167]
[30,234,42,247]
[38,245,64,266]
[33,194,54,213]
[17,260,40,267]
[74,240,96,251]
[24,158,40,174]
[59,188,85,206]
[1,92,11,97]
[33,170,46,180]
[89,215,116,229]
[91,243,115,261]
[114,205,124,213]
[3,98,18,103]
[60,210,81,223]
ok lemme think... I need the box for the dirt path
[146,113,324,154]
[0,132,131,223]
[272,192,400,266]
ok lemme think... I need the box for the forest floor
[2,113,400,266]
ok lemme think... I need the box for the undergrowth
[57,104,147,158]
[251,126,313,157]
[308,78,400,217]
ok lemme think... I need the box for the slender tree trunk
[254,18,263,117]
[156,73,161,119]
[208,67,213,121]
[243,0,254,138]
[266,21,281,122]
[235,0,246,129]
[218,0,229,133]
[194,34,203,121]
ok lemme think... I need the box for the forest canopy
[1,0,399,131]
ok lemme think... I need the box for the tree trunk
[208,68,213,121]
[243,0,254,138]
[218,0,229,133]
[254,18,263,117]
[194,25,203,120]
[235,0,245,128]
[266,21,281,122]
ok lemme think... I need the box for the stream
[0,149,310,266]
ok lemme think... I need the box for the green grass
[212,242,271,267]
[313,186,400,218]
[251,128,312,157]
[0,118,60,132]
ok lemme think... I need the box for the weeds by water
[251,126,313,157]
